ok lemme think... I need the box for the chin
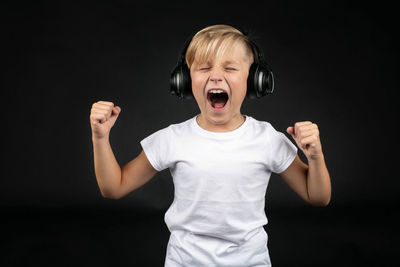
[205,112,232,125]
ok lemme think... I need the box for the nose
[210,77,223,83]
[209,68,223,83]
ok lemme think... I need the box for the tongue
[213,102,225,108]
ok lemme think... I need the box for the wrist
[307,153,325,163]
[92,134,110,144]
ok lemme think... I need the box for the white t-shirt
[140,115,297,266]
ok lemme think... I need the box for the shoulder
[144,116,195,141]
[140,118,194,156]
[246,115,279,136]
[168,116,195,135]
[245,116,293,149]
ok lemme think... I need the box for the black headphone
[170,28,274,99]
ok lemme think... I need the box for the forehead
[193,39,253,66]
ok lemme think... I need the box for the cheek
[191,74,206,100]
[231,74,248,100]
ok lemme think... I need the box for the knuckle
[97,100,114,107]
[105,101,114,106]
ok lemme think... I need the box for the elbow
[100,188,121,200]
[311,199,330,207]
[308,196,331,207]
[306,186,331,207]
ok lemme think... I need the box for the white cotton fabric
[140,115,297,266]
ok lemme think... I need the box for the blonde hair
[185,24,254,69]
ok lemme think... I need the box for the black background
[2,0,399,266]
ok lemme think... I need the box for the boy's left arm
[279,121,331,206]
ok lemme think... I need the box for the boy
[90,25,331,266]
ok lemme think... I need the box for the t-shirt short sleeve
[140,126,172,172]
[267,126,298,174]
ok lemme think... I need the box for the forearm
[306,155,331,206]
[92,137,122,198]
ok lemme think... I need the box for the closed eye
[225,67,237,71]
[197,65,211,71]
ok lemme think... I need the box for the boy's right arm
[90,101,158,199]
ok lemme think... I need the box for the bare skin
[90,101,157,199]
[282,122,331,206]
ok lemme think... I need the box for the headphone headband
[176,33,195,66]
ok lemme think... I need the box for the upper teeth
[209,89,224,94]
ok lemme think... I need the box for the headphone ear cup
[181,64,193,99]
[170,64,193,99]
[247,63,274,99]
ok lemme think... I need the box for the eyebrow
[222,60,240,65]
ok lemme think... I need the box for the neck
[196,113,246,133]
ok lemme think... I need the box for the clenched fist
[90,101,121,140]
[287,121,323,161]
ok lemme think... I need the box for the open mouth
[207,89,229,109]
